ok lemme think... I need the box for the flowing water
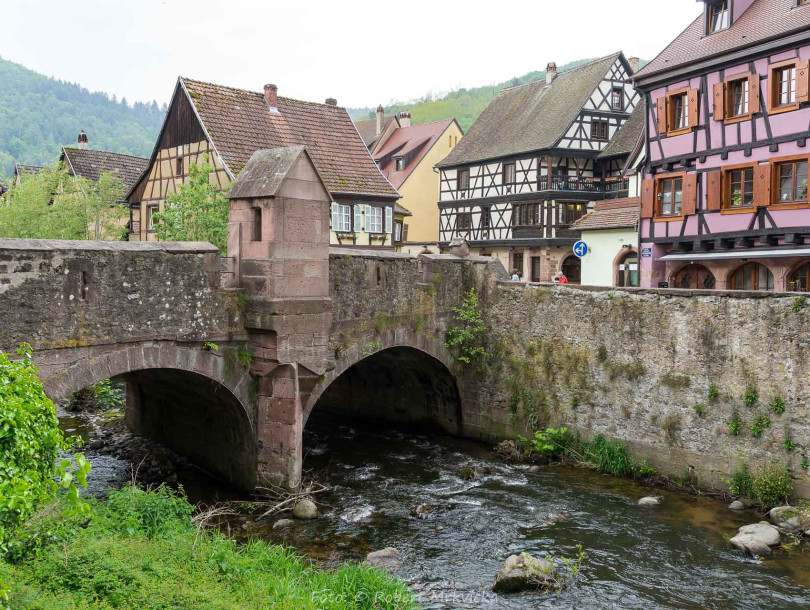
[60,409,810,609]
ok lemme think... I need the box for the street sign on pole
[573,241,589,259]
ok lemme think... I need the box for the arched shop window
[616,252,639,287]
[788,263,810,292]
[672,264,715,289]
[561,256,581,284]
[729,262,774,291]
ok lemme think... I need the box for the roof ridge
[63,147,149,161]
[181,76,346,110]
[498,52,622,94]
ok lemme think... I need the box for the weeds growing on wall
[659,373,691,390]
[725,461,754,498]
[742,386,759,409]
[751,460,793,507]
[750,415,772,438]
[445,287,489,366]
[707,384,720,402]
[728,410,743,436]
[769,396,786,414]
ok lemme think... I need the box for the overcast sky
[1,0,701,109]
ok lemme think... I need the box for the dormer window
[611,87,624,110]
[706,1,729,35]
[395,158,404,171]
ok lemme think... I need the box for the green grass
[1,486,414,609]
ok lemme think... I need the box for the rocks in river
[527,465,542,473]
[272,518,295,530]
[493,553,558,593]
[411,504,436,519]
[729,501,745,511]
[730,522,781,556]
[460,466,491,480]
[292,499,319,520]
[638,496,663,506]
[769,506,810,533]
[88,438,104,450]
[366,548,401,570]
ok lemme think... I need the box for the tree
[153,157,229,254]
[445,287,489,365]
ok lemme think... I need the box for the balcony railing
[452,177,629,200]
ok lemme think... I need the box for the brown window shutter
[682,174,698,216]
[706,171,722,210]
[403,224,409,241]
[657,97,667,134]
[688,89,700,129]
[753,164,771,205]
[797,61,810,104]
[713,82,726,121]
[749,73,761,114]
[641,178,655,218]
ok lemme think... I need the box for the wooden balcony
[537,176,630,195]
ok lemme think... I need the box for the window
[728,78,749,117]
[146,205,159,230]
[672,264,715,289]
[730,263,774,291]
[611,87,624,110]
[559,202,587,225]
[176,157,184,177]
[394,221,403,243]
[776,159,808,203]
[332,203,352,232]
[395,158,403,171]
[512,203,541,226]
[512,253,524,278]
[367,206,384,233]
[706,1,729,34]
[251,207,262,241]
[480,206,491,229]
[724,167,755,208]
[590,120,609,141]
[788,263,810,292]
[531,257,542,283]
[670,92,689,131]
[775,65,797,107]
[457,169,469,193]
[456,212,472,231]
[503,162,516,185]
[657,177,683,216]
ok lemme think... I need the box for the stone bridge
[0,147,502,490]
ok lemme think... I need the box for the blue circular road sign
[573,241,589,258]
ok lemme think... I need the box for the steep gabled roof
[572,197,640,231]
[599,99,646,159]
[225,146,328,200]
[436,53,622,168]
[61,148,149,193]
[13,164,43,180]
[355,115,398,149]
[635,0,810,82]
[374,119,457,189]
[181,78,398,199]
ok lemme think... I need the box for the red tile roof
[374,119,456,189]
[635,0,810,82]
[572,198,640,231]
[355,115,398,149]
[181,78,398,199]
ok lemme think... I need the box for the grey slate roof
[225,146,327,200]
[599,99,646,159]
[61,148,149,193]
[436,53,622,168]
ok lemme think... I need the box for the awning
[657,247,810,262]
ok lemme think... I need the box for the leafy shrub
[726,461,753,497]
[750,415,771,438]
[742,387,759,409]
[783,435,795,452]
[446,287,489,365]
[518,427,573,459]
[729,410,742,436]
[769,396,786,414]
[70,378,124,411]
[0,346,90,548]
[751,460,793,508]
[103,485,194,540]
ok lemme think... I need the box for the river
[59,408,810,609]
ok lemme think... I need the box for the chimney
[376,105,384,135]
[545,63,558,85]
[263,84,278,109]
[77,130,88,150]
[325,97,337,106]
[400,111,411,128]
[628,57,640,74]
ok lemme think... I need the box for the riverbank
[0,485,415,609]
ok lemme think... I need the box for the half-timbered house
[634,0,810,291]
[127,79,400,248]
[435,53,640,282]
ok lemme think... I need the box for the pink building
[634,0,810,291]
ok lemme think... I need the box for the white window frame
[367,206,384,233]
[331,202,352,232]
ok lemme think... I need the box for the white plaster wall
[579,228,637,286]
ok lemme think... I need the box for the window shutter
[749,73,761,114]
[706,171,722,210]
[354,204,363,232]
[641,179,655,218]
[797,60,810,104]
[656,97,667,134]
[688,89,700,129]
[385,206,393,234]
[713,82,726,121]
[753,164,771,206]
[682,174,698,216]
[403,224,409,241]
[331,202,338,228]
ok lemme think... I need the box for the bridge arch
[38,341,258,490]
[304,339,463,435]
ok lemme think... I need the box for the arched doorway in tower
[671,264,716,289]
[561,256,581,284]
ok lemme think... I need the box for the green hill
[0,56,165,178]
[348,58,645,132]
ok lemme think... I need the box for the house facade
[435,53,641,282]
[127,79,400,249]
[356,108,464,252]
[634,0,810,291]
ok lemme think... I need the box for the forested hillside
[0,57,165,178]
[348,58,646,132]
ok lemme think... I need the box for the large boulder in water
[493,553,558,593]
[292,499,319,520]
[366,548,401,570]
[638,496,663,506]
[730,522,781,556]
[769,506,810,533]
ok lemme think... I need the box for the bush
[726,461,753,498]
[0,346,89,547]
[70,379,124,411]
[445,287,489,365]
[751,460,793,508]
[518,427,572,459]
